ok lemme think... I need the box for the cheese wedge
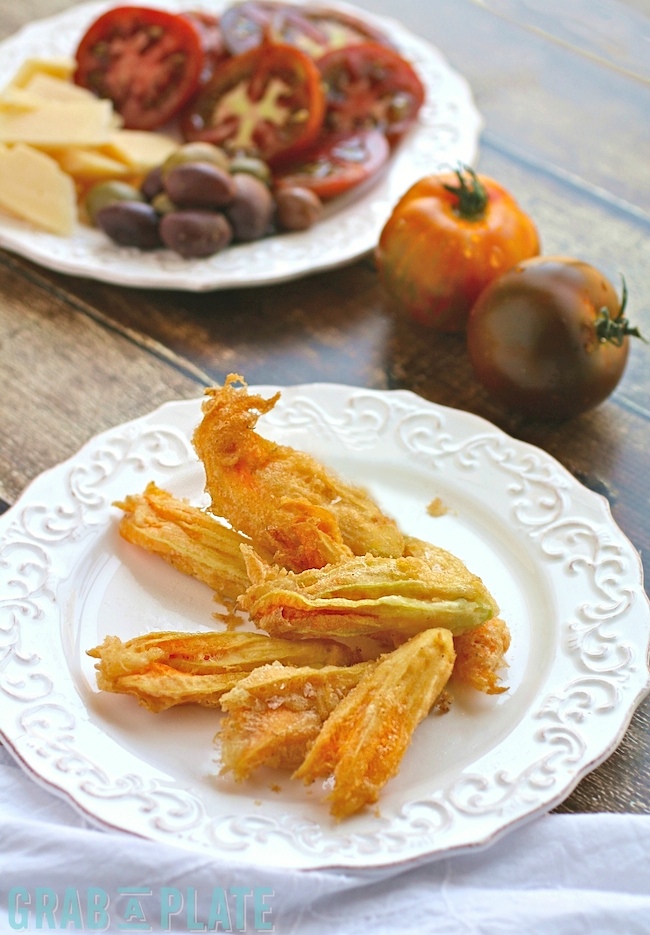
[101,129,179,172]
[22,72,101,104]
[53,146,133,182]
[0,143,76,235]
[5,57,76,89]
[0,88,42,113]
[0,98,116,146]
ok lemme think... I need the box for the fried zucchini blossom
[238,540,499,642]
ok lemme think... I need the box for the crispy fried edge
[294,628,456,819]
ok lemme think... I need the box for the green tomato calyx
[443,165,488,220]
[595,279,647,347]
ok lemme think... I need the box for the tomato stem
[443,165,488,220]
[595,278,647,346]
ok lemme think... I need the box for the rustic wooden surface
[0,0,648,817]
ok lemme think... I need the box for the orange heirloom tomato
[375,166,540,331]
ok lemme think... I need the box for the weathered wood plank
[0,258,204,503]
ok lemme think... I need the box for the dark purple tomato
[467,256,644,420]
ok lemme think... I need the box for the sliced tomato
[181,42,325,165]
[273,128,390,200]
[179,11,229,86]
[74,6,205,130]
[220,1,390,57]
[318,42,425,143]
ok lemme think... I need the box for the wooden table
[1,0,648,817]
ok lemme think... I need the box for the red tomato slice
[74,6,205,130]
[318,42,425,143]
[220,1,390,58]
[273,128,390,200]
[179,11,229,86]
[181,42,325,165]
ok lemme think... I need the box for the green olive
[85,181,144,226]
[151,192,177,215]
[161,142,230,177]
[228,154,272,186]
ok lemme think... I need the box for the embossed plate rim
[1,384,649,871]
[0,0,481,290]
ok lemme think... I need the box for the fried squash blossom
[89,374,509,818]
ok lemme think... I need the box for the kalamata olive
[164,162,237,209]
[95,201,162,249]
[85,181,144,225]
[159,210,233,258]
[224,173,275,242]
[140,165,164,201]
[275,186,323,231]
[162,141,230,176]
[228,154,272,186]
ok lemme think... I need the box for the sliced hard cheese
[0,143,76,235]
[101,129,179,172]
[6,57,76,89]
[22,72,101,104]
[0,87,44,112]
[53,146,132,181]
[0,98,116,146]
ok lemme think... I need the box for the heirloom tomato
[317,42,425,143]
[375,166,540,331]
[466,256,645,420]
[181,42,325,165]
[220,1,390,57]
[74,6,205,130]
[180,11,229,86]
[274,128,390,200]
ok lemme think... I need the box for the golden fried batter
[116,482,251,601]
[239,544,499,641]
[192,375,405,571]
[218,660,372,778]
[453,617,511,695]
[88,630,354,712]
[89,373,512,820]
[294,628,456,819]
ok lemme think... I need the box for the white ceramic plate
[1,384,649,871]
[0,0,481,290]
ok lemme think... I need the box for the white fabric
[1,746,649,934]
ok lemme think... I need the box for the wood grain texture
[0,255,204,502]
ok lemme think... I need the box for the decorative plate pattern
[0,0,481,290]
[1,385,648,870]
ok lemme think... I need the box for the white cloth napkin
[1,746,649,935]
